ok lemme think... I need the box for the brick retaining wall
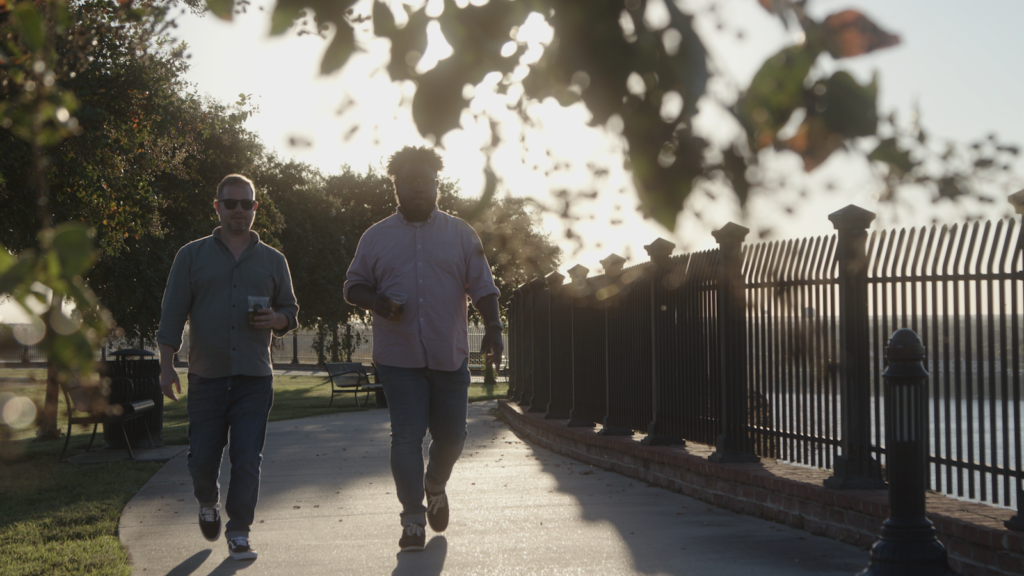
[498,400,1024,576]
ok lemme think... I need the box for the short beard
[224,217,250,234]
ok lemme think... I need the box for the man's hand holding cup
[376,292,406,322]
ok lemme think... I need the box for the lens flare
[0,393,38,430]
[13,316,45,346]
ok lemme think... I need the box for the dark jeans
[376,359,470,527]
[186,374,274,538]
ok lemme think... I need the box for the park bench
[323,362,385,408]
[58,375,156,462]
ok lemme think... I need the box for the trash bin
[102,348,164,449]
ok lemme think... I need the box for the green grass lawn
[0,368,507,576]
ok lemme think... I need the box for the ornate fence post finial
[709,222,759,463]
[1008,189,1024,215]
[645,237,675,269]
[861,328,955,576]
[643,237,683,446]
[567,264,590,297]
[568,264,589,280]
[824,205,887,490]
[600,253,626,280]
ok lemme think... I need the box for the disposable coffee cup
[385,292,406,322]
[248,296,270,326]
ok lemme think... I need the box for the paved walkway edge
[498,400,1024,576]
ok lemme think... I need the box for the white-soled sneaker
[228,536,258,560]
[399,523,426,552]
[198,506,221,542]
[426,490,449,532]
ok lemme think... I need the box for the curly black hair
[386,146,444,178]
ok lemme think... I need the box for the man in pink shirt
[344,146,504,552]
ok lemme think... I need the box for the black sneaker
[399,523,426,552]
[228,536,258,560]
[426,489,449,532]
[198,506,221,542]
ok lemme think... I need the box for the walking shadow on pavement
[165,550,210,576]
[393,536,447,576]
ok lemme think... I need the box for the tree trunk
[35,293,63,441]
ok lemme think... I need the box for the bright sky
[3,0,1023,323]
[163,0,1024,266]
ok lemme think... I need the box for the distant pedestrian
[344,146,503,551]
[157,174,299,561]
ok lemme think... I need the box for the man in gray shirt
[157,174,298,561]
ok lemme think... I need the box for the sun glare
[166,0,1024,275]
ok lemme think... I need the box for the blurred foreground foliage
[204,0,1017,230]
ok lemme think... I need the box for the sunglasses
[220,199,255,211]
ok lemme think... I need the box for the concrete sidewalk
[119,400,869,575]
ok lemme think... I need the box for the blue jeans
[376,359,470,527]
[186,374,274,538]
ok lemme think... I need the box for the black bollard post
[860,328,954,575]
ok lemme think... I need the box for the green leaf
[371,0,401,35]
[722,146,750,206]
[411,58,466,140]
[938,176,965,200]
[737,44,820,149]
[0,245,13,274]
[320,21,355,74]
[270,5,303,36]
[781,116,844,171]
[205,0,234,20]
[459,166,497,223]
[661,5,709,120]
[869,138,914,177]
[406,0,534,138]
[778,71,878,170]
[820,71,877,138]
[0,257,37,295]
[821,10,900,59]
[374,1,430,81]
[13,3,46,52]
[527,1,632,125]
[631,131,707,231]
[436,0,532,81]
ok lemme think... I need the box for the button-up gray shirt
[344,208,500,371]
[157,228,299,378]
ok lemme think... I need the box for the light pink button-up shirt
[343,208,500,371]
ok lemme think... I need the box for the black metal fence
[746,234,840,469]
[866,218,1024,507]
[508,200,1024,512]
